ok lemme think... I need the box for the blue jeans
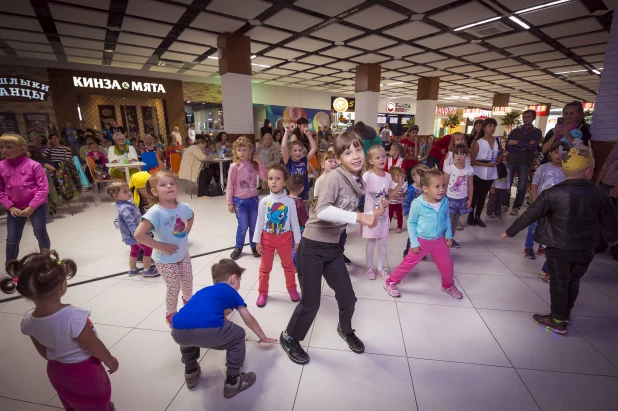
[233,196,259,249]
[525,221,537,249]
[507,163,531,209]
[6,204,50,263]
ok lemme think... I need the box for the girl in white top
[311,150,338,208]
[468,118,503,227]
[443,132,471,169]
[0,251,118,410]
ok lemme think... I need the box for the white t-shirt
[443,151,471,169]
[21,305,95,363]
[428,202,441,213]
[473,138,500,181]
[444,164,474,200]
[389,181,407,204]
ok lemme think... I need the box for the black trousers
[286,237,357,340]
[596,183,618,257]
[546,247,595,321]
[197,167,214,197]
[426,154,440,170]
[471,175,494,218]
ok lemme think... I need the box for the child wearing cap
[501,148,618,335]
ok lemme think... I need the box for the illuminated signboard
[72,76,166,93]
[436,107,457,116]
[0,77,49,101]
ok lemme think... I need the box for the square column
[355,64,381,129]
[416,77,440,135]
[218,33,254,141]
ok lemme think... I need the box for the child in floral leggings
[135,171,195,327]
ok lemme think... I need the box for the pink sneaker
[377,268,389,278]
[289,289,300,302]
[256,294,268,307]
[365,267,377,280]
[384,281,401,297]
[441,284,463,299]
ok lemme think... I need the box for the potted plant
[500,110,522,135]
[406,117,416,130]
[443,113,463,131]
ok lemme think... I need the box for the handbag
[206,183,224,197]
[495,139,508,180]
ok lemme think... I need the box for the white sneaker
[365,267,377,280]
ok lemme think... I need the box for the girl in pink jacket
[0,134,50,264]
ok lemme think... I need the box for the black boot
[467,214,477,226]
[230,248,242,260]
[251,247,261,258]
[474,216,486,228]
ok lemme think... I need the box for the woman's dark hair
[273,129,282,142]
[85,135,97,145]
[40,138,48,146]
[263,119,271,128]
[476,118,498,141]
[564,101,583,113]
[469,119,485,143]
[48,133,59,140]
[1,251,76,298]
[216,132,228,143]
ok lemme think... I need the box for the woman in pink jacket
[0,133,50,264]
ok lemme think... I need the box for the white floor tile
[587,281,618,301]
[521,278,618,318]
[479,309,618,376]
[570,316,618,369]
[582,259,618,283]
[309,296,406,356]
[106,329,196,410]
[494,251,547,277]
[294,348,416,411]
[229,290,311,346]
[0,312,29,355]
[167,341,301,411]
[0,397,43,411]
[456,274,549,312]
[398,303,510,366]
[408,358,539,411]
[394,270,473,307]
[323,264,395,302]
[518,369,618,411]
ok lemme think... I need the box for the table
[106,162,146,184]
[210,158,232,191]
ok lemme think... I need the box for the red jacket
[429,135,451,161]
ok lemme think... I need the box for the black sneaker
[343,254,351,264]
[532,313,567,335]
[251,247,260,258]
[223,372,256,399]
[337,324,365,354]
[523,248,536,260]
[474,217,486,228]
[537,245,545,257]
[279,332,309,364]
[230,248,242,260]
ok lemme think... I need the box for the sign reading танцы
[0,77,50,101]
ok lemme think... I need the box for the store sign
[0,77,49,101]
[331,96,355,112]
[463,108,491,119]
[72,76,166,93]
[492,106,511,116]
[436,107,457,116]
[386,101,411,113]
[525,104,548,116]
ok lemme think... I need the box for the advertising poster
[23,112,49,142]
[262,105,331,133]
[141,106,156,135]
[0,112,19,135]
[98,105,116,130]
[121,105,139,136]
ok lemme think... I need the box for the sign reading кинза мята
[0,77,50,101]
[72,76,166,93]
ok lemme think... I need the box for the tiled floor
[1,190,617,411]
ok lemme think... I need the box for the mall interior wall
[251,83,353,111]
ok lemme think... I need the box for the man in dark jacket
[501,148,618,335]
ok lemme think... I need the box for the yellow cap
[561,148,592,171]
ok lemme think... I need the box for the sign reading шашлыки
[72,77,166,93]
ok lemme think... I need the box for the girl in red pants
[253,164,302,307]
[384,169,463,299]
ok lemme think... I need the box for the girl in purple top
[0,133,50,263]
[226,136,267,261]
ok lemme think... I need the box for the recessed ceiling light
[250,55,257,59]
[107,26,120,32]
[248,19,262,26]
[186,101,191,103]
[509,16,530,29]
[516,0,570,14]
[592,69,601,75]
[410,14,424,21]
[103,49,114,53]
[334,41,345,46]
[386,82,404,86]
[207,56,219,60]
[454,17,502,31]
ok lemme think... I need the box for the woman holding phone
[541,101,591,163]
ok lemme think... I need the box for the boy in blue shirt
[171,259,277,398]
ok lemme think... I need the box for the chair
[170,152,182,175]
[86,157,123,207]
[149,155,164,175]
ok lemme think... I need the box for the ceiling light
[554,69,588,74]
[380,84,384,86]
[107,26,121,32]
[103,48,114,53]
[248,19,262,26]
[386,82,403,86]
[451,95,460,98]
[509,16,530,29]
[207,56,219,60]
[186,101,191,103]
[251,63,271,68]
[250,55,257,59]
[454,16,502,31]
[516,0,570,14]
[410,14,425,21]
[334,41,345,46]
[592,69,601,75]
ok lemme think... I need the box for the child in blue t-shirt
[402,164,429,257]
[170,259,277,398]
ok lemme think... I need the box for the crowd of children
[1,117,617,409]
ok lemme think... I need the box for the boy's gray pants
[171,320,246,376]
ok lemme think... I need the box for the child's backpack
[52,161,81,201]
[46,172,60,215]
